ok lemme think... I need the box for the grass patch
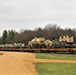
[36,53,76,60]
[35,63,76,75]
[0,53,3,55]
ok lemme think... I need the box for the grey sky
[0,0,76,35]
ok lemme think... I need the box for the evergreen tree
[8,30,15,43]
[2,30,7,44]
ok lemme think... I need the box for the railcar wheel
[70,50,74,54]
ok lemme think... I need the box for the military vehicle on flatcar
[0,35,76,53]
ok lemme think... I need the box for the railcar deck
[0,47,76,53]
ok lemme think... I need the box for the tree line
[0,24,76,45]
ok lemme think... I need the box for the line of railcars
[0,35,76,54]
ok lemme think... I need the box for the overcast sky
[0,0,76,35]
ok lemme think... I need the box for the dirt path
[24,54,76,64]
[0,51,38,75]
[0,51,76,75]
